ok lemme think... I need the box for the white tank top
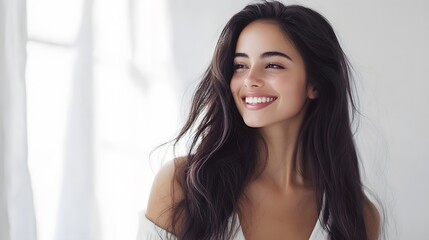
[137,211,328,240]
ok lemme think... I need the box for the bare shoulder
[145,157,186,232]
[363,196,381,240]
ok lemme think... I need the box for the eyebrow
[234,51,293,61]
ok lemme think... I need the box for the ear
[307,85,317,99]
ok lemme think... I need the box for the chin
[243,119,266,128]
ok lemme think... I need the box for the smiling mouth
[244,96,277,105]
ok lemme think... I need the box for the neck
[257,116,310,192]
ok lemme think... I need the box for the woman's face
[230,20,315,129]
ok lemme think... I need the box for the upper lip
[240,92,277,99]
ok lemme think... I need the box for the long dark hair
[170,1,368,239]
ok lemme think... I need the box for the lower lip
[243,99,276,110]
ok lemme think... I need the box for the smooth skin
[146,20,380,239]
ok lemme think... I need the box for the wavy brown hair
[170,1,370,239]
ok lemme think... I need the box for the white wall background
[300,1,429,238]
[24,0,429,239]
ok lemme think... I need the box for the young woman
[140,1,380,239]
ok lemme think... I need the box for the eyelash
[266,63,284,69]
[233,63,285,70]
[234,64,245,70]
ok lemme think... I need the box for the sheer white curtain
[26,0,251,239]
[0,0,37,240]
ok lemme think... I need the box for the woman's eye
[234,63,246,71]
[266,63,284,69]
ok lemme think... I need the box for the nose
[244,69,264,88]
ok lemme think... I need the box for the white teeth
[245,96,275,105]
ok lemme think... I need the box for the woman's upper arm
[145,159,184,232]
[363,197,381,240]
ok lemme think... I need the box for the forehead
[235,20,300,59]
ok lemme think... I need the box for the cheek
[230,77,241,96]
[230,77,243,112]
[276,78,308,105]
